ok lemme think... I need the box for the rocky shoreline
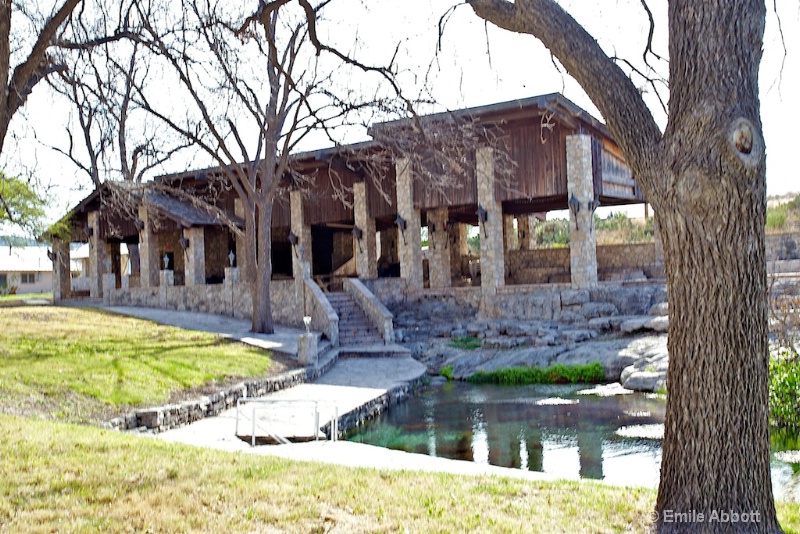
[391,297,670,392]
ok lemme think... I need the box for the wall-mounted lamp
[178,236,190,250]
[568,193,581,230]
[163,253,170,270]
[477,205,488,238]
[83,223,94,238]
[288,231,299,257]
[352,225,363,253]
[394,214,407,245]
[228,250,235,268]
[134,219,144,232]
[588,197,601,213]
[47,249,55,262]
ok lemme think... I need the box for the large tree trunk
[467,0,782,531]
[251,200,274,334]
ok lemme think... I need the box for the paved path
[95,305,554,483]
[104,306,312,355]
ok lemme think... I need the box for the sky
[5,0,800,227]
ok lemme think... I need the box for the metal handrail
[235,397,339,447]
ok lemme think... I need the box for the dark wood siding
[302,167,357,225]
[494,120,569,201]
[367,164,397,219]
[412,151,477,210]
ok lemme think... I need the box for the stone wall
[107,279,299,327]
[507,243,662,284]
[766,233,800,261]
[304,279,339,346]
[362,278,410,307]
[106,358,339,433]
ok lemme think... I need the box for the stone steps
[327,291,383,347]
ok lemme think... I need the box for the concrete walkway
[99,305,553,483]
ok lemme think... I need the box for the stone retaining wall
[107,355,339,434]
[363,278,410,307]
[767,233,800,261]
[323,376,426,439]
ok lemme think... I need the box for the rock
[645,316,669,333]
[561,289,590,306]
[450,328,467,339]
[620,317,650,333]
[648,301,669,316]
[558,329,598,344]
[621,371,666,392]
[483,336,523,349]
[580,301,619,319]
[559,311,584,323]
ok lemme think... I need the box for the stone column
[102,273,116,305]
[290,190,313,282]
[88,211,107,298]
[353,182,377,279]
[138,206,160,288]
[517,216,533,250]
[426,207,451,288]
[395,158,423,289]
[503,214,516,252]
[476,147,505,311]
[449,222,468,280]
[233,198,250,282]
[52,238,71,301]
[183,227,206,286]
[566,134,598,289]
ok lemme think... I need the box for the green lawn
[0,292,52,302]
[0,306,281,423]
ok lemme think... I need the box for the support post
[566,134,599,289]
[138,206,160,288]
[426,207,451,288]
[476,147,505,313]
[395,158,423,289]
[88,211,107,298]
[353,182,378,279]
[52,238,71,301]
[183,227,206,286]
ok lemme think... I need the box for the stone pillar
[353,182,378,279]
[102,273,116,305]
[517,216,534,250]
[426,207,451,288]
[138,206,160,288]
[224,267,240,285]
[476,147,505,311]
[183,227,206,286]
[395,158,423,289]
[503,214,516,252]
[290,190,313,281]
[566,134,598,289]
[233,198,250,282]
[449,222,468,280]
[52,238,71,301]
[88,211,107,298]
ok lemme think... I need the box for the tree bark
[251,200,274,334]
[468,0,782,531]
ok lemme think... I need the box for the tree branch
[467,0,664,198]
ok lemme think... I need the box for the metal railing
[235,397,339,447]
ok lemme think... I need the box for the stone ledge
[105,359,338,434]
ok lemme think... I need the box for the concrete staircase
[326,291,384,347]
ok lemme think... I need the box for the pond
[345,381,800,501]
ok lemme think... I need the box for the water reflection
[345,381,798,500]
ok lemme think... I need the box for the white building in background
[0,245,74,294]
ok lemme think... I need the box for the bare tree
[130,0,388,333]
[467,0,780,531]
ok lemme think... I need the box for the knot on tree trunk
[728,117,763,169]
